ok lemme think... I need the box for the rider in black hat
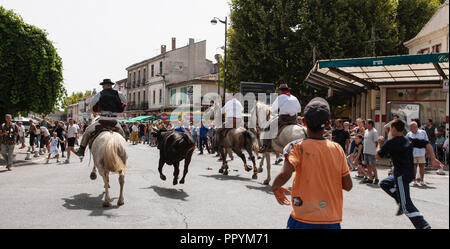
[74,79,127,160]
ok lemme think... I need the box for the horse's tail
[103,133,127,173]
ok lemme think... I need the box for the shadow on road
[245,184,273,195]
[146,185,189,201]
[62,193,119,217]
[199,174,253,182]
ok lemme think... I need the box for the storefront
[304,53,449,136]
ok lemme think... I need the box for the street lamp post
[211,16,227,106]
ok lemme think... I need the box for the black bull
[154,129,196,185]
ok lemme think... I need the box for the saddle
[88,119,123,149]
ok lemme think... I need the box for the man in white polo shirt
[65,118,79,164]
[406,121,429,186]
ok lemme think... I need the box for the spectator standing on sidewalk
[406,122,429,186]
[424,119,436,155]
[1,114,18,171]
[199,122,210,155]
[55,121,66,158]
[28,120,37,153]
[17,122,26,149]
[332,119,350,154]
[65,119,79,164]
[363,119,379,184]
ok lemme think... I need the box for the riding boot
[259,139,272,153]
[74,146,86,157]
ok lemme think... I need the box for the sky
[0,0,230,95]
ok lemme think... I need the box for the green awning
[305,53,449,94]
[319,53,449,69]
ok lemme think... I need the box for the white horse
[90,131,127,207]
[250,101,307,185]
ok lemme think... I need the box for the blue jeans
[380,175,430,229]
[287,216,341,229]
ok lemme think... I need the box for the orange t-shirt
[284,138,350,224]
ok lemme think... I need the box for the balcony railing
[125,102,149,111]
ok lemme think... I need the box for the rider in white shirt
[260,84,301,152]
[221,94,244,129]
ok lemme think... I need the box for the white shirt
[363,128,378,155]
[18,126,25,137]
[132,125,139,132]
[270,94,301,116]
[406,129,428,157]
[67,125,78,138]
[222,98,243,119]
[40,127,50,137]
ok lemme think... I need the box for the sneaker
[79,156,84,163]
[46,159,50,164]
[436,170,445,175]
[413,180,419,186]
[6,166,11,171]
[362,178,369,183]
[56,159,60,163]
[420,181,426,186]
[366,179,374,184]
[64,159,70,164]
[62,155,65,158]
[374,179,379,185]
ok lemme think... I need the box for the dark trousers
[380,175,430,229]
[199,137,210,154]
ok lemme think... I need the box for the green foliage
[0,6,65,119]
[61,90,94,113]
[226,0,441,109]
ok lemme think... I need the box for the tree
[0,6,65,121]
[226,0,441,112]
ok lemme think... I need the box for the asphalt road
[0,142,448,229]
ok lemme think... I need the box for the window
[170,89,177,105]
[153,91,156,105]
[143,91,146,103]
[138,92,140,105]
[159,89,162,104]
[159,61,163,75]
[143,68,146,82]
[151,65,154,77]
[133,93,136,103]
[432,44,442,54]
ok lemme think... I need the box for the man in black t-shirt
[332,119,350,154]
[376,119,443,229]
[55,121,66,157]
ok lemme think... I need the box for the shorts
[287,216,341,229]
[49,146,60,155]
[67,137,76,147]
[40,136,50,148]
[363,154,376,166]
[413,156,426,164]
[29,134,36,146]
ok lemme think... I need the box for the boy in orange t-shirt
[271,97,353,229]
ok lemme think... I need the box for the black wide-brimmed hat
[277,84,291,91]
[99,79,115,85]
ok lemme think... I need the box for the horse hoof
[252,174,258,180]
[90,172,97,180]
[219,168,224,173]
[263,179,270,185]
[180,179,185,184]
[257,167,263,173]
[160,175,166,181]
[103,202,111,208]
[223,170,228,176]
[117,200,124,206]
[173,180,178,185]
[245,166,252,172]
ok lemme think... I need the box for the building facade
[124,38,218,118]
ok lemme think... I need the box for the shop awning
[305,53,449,94]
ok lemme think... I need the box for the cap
[303,97,330,129]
